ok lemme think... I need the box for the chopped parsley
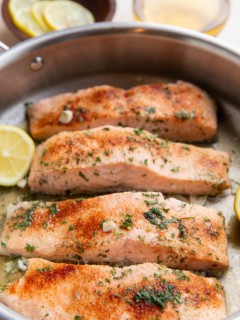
[13,205,37,230]
[48,203,58,216]
[119,214,133,230]
[25,243,36,252]
[174,110,195,121]
[143,159,148,166]
[37,265,51,273]
[145,107,156,114]
[144,207,186,240]
[113,272,126,280]
[160,140,168,148]
[134,285,181,310]
[215,283,223,292]
[79,172,89,181]
[1,241,6,248]
[142,192,159,198]
[173,270,190,281]
[78,107,87,113]
[134,128,143,135]
[104,150,109,156]
[144,200,159,207]
[144,207,177,230]
[178,221,187,240]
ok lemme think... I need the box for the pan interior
[0,71,240,318]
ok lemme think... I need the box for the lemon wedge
[43,0,95,31]
[31,1,51,32]
[0,125,35,186]
[234,186,240,221]
[8,0,45,37]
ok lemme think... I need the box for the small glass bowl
[133,0,230,36]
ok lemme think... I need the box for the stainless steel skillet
[0,22,240,320]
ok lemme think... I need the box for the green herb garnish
[48,203,58,216]
[119,214,133,230]
[79,172,89,181]
[25,243,36,252]
[13,205,37,230]
[174,110,195,121]
[134,285,181,309]
[37,265,51,273]
[145,107,156,114]
[134,128,143,135]
[144,207,186,240]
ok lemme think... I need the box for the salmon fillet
[28,126,230,195]
[0,259,226,320]
[0,192,228,271]
[28,85,127,141]
[28,82,217,141]
[125,82,217,142]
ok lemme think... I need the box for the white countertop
[1,0,240,49]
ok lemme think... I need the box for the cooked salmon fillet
[28,82,217,141]
[0,259,226,320]
[28,126,230,195]
[28,85,127,141]
[0,192,228,271]
[125,82,217,142]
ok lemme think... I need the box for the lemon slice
[31,1,51,32]
[234,186,240,221]
[43,0,95,31]
[0,125,35,186]
[8,0,45,37]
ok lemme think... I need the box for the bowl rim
[1,0,116,41]
[133,0,230,35]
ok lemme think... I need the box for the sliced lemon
[9,0,36,12]
[0,125,35,186]
[8,0,45,37]
[43,0,95,31]
[234,186,240,221]
[31,1,52,32]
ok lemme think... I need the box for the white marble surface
[1,0,240,48]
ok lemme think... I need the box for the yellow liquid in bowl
[134,0,229,35]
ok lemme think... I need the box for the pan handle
[0,41,9,53]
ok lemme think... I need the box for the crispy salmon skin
[0,192,228,271]
[28,126,230,195]
[28,82,217,141]
[0,259,226,320]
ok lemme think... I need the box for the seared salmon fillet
[28,82,217,142]
[0,259,226,320]
[0,192,228,271]
[125,82,217,142]
[28,126,230,195]
[28,85,127,141]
